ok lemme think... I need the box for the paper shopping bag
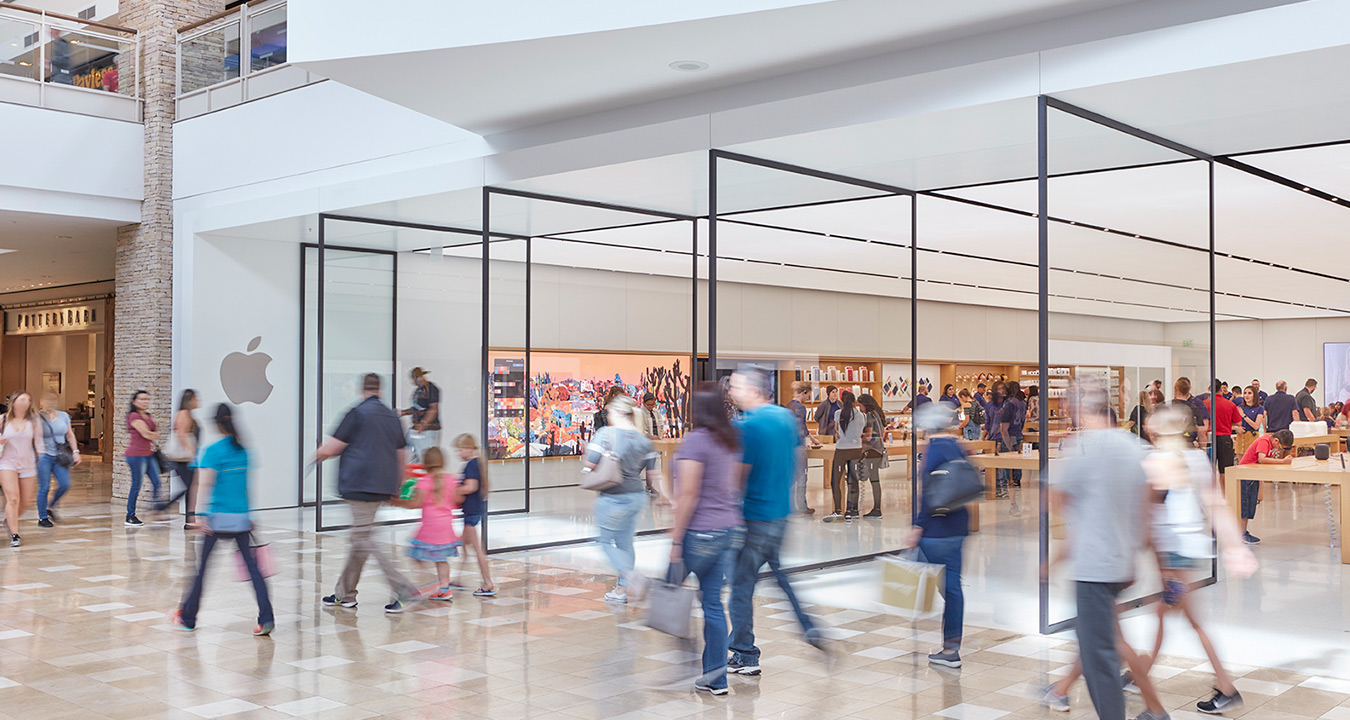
[235,541,276,582]
[643,562,696,638]
[877,552,944,618]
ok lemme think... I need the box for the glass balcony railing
[0,7,138,101]
[177,0,293,99]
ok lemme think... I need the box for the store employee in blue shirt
[726,365,823,676]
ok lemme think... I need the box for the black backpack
[923,456,984,516]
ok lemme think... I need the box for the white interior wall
[1170,318,1350,403]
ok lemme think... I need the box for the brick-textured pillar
[112,0,221,508]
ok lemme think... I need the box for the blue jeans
[680,526,744,690]
[962,422,981,441]
[37,455,71,520]
[728,518,816,664]
[594,491,645,587]
[180,531,274,628]
[125,455,161,517]
[917,535,965,650]
[996,439,1021,494]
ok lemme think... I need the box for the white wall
[173,81,485,201]
[187,234,301,510]
[0,103,141,223]
[1170,317,1350,404]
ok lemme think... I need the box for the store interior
[203,92,1350,633]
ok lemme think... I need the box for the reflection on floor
[2,489,1350,719]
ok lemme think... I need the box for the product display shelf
[944,364,1019,396]
[779,359,883,427]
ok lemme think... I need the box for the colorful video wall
[488,351,691,459]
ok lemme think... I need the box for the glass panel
[307,220,400,531]
[713,155,914,570]
[49,28,125,94]
[0,16,39,81]
[180,20,240,94]
[484,237,528,530]
[1045,105,1214,630]
[249,5,286,73]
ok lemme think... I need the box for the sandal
[472,587,497,597]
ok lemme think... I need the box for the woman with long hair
[668,382,745,695]
[1238,385,1265,436]
[584,394,662,602]
[857,393,887,518]
[1,391,44,546]
[825,390,863,522]
[452,433,495,597]
[36,390,80,528]
[172,404,274,636]
[124,390,161,526]
[156,389,200,529]
[591,385,628,435]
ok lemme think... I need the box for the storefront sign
[4,302,104,335]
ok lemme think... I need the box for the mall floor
[0,465,1348,719]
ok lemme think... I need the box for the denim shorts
[463,513,484,527]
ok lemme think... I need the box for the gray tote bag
[643,562,696,638]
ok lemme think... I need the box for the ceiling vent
[78,5,96,19]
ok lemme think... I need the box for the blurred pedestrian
[317,373,421,613]
[1046,381,1167,720]
[667,382,745,695]
[906,403,969,667]
[395,446,459,601]
[584,394,661,603]
[124,390,162,527]
[1,391,43,546]
[171,404,274,636]
[1140,408,1258,715]
[36,390,79,528]
[157,389,200,529]
[858,393,887,518]
[727,364,824,677]
[592,386,627,435]
[451,433,495,596]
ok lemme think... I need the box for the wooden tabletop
[1226,453,1350,564]
[1292,433,1346,449]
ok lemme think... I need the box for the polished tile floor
[1,470,1348,719]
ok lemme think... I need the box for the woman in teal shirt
[172,404,274,636]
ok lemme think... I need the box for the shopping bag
[235,539,276,582]
[643,562,696,638]
[877,550,944,618]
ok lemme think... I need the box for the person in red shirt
[1203,380,1244,492]
[1235,429,1293,544]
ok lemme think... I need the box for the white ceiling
[0,210,117,296]
[295,0,1147,134]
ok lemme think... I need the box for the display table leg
[1225,471,1241,524]
[969,500,980,532]
[984,468,996,500]
[1340,479,1349,565]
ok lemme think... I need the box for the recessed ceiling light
[669,60,708,72]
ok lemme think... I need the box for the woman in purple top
[670,382,745,696]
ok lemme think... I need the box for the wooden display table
[804,439,994,470]
[1292,433,1347,452]
[1224,454,1350,564]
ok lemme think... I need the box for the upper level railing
[176,0,320,120]
[0,3,140,121]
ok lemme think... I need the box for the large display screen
[1326,342,1350,406]
[487,351,690,459]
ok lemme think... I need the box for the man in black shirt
[316,373,419,613]
[1295,379,1320,422]
[401,367,440,462]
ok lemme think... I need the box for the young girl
[400,447,460,601]
[453,433,495,597]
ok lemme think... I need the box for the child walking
[400,447,460,600]
[452,434,495,597]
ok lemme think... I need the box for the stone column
[113,0,221,511]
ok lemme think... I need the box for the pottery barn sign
[4,302,105,335]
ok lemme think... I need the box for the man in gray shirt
[1050,383,1168,720]
[1295,378,1319,422]
[315,373,420,613]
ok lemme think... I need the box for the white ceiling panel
[1236,142,1350,201]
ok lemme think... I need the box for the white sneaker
[604,588,627,603]
[822,512,844,523]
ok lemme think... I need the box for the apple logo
[221,336,274,405]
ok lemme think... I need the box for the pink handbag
[234,539,276,582]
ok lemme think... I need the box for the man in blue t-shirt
[1264,380,1298,432]
[727,365,823,676]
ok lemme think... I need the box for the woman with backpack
[905,403,970,669]
[957,389,985,441]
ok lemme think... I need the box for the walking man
[1051,381,1168,720]
[727,365,824,676]
[317,373,421,613]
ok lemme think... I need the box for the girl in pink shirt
[398,447,460,600]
